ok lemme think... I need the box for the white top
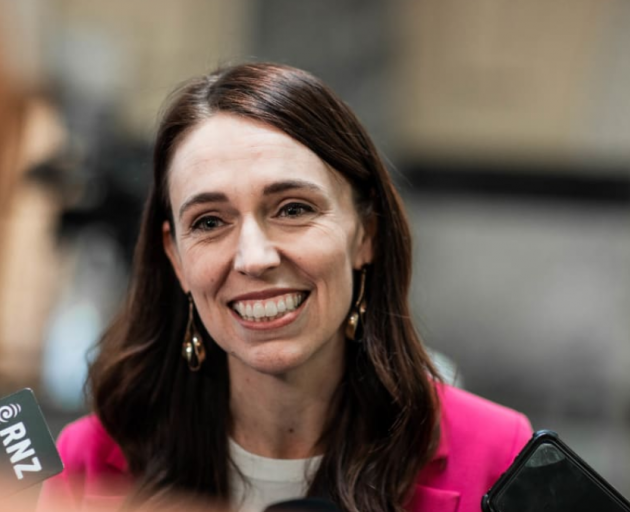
[229,439,323,512]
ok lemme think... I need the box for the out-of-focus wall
[51,0,252,136]
[393,0,630,166]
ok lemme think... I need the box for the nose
[233,217,281,277]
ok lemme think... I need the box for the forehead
[167,113,346,199]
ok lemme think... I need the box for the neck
[228,352,344,459]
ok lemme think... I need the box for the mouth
[230,292,308,323]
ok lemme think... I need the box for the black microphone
[264,498,341,512]
[0,389,63,498]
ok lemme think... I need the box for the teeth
[232,292,306,321]
[265,301,278,316]
[253,303,265,319]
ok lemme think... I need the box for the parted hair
[88,62,440,512]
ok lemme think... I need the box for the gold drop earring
[346,267,367,342]
[182,293,206,371]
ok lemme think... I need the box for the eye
[277,202,315,218]
[191,215,226,232]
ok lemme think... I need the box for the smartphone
[482,430,630,512]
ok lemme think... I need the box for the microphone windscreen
[0,389,63,498]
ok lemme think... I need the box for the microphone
[0,389,63,498]
[264,498,341,512]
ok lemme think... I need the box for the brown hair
[88,62,440,512]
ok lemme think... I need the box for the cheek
[180,245,230,295]
[294,229,352,272]
[307,235,356,311]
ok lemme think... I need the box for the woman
[38,63,531,512]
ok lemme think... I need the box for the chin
[238,343,312,376]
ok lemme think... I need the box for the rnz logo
[0,405,42,480]
[0,404,21,423]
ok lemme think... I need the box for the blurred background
[0,0,628,500]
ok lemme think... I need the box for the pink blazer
[37,384,531,512]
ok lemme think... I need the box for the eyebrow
[178,180,326,220]
[262,179,325,196]
[178,191,228,220]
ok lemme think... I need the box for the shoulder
[438,383,531,448]
[56,414,127,474]
[413,384,532,510]
[37,415,130,512]
[438,384,531,473]
[56,415,115,466]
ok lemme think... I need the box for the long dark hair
[88,62,440,512]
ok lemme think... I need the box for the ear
[162,220,189,292]
[353,213,376,269]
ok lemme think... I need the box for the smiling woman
[163,113,371,379]
[37,63,532,512]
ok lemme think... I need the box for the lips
[231,292,308,322]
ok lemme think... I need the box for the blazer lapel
[105,443,128,473]
[407,485,460,512]
[81,441,133,508]
[406,390,461,512]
